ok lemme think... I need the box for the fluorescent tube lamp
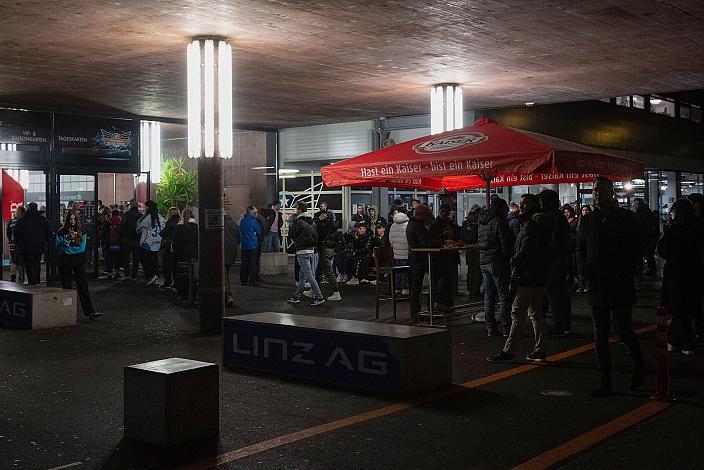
[140,121,161,183]
[252,166,275,170]
[430,84,463,134]
[278,169,300,174]
[187,37,233,159]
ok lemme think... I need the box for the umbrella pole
[484,177,491,208]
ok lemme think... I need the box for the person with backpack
[312,210,341,301]
[55,209,102,320]
[224,208,240,307]
[540,189,573,337]
[160,207,181,290]
[120,200,142,280]
[102,209,122,279]
[136,200,165,286]
[287,203,325,305]
[461,204,482,297]
[173,208,198,299]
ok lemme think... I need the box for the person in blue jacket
[55,210,102,320]
[239,206,262,286]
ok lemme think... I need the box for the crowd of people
[5,178,702,395]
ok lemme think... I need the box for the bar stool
[373,246,411,320]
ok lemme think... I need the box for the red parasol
[321,118,644,196]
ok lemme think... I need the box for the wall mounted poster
[0,109,51,167]
[55,114,139,171]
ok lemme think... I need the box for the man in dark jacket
[488,194,554,363]
[351,203,371,228]
[287,203,325,305]
[429,204,460,309]
[461,204,482,297]
[13,202,52,285]
[344,223,373,284]
[314,201,337,225]
[224,210,240,307]
[120,200,142,280]
[313,210,340,301]
[406,203,443,318]
[577,176,645,396]
[632,198,658,276]
[478,197,515,336]
[540,189,574,337]
[239,206,261,286]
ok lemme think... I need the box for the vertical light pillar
[140,121,161,183]
[430,84,463,134]
[187,37,233,335]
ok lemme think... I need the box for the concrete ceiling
[1,1,704,129]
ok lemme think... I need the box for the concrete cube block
[124,357,219,446]
[0,281,76,329]
[260,252,289,275]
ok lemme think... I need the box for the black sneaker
[286,297,300,304]
[310,298,326,306]
[87,312,103,320]
[487,351,514,362]
[525,351,547,363]
[487,330,500,337]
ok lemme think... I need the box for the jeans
[60,255,95,316]
[590,305,644,376]
[121,245,140,278]
[140,249,159,279]
[503,286,546,354]
[105,246,120,274]
[394,258,408,289]
[22,252,42,285]
[294,253,323,300]
[545,258,571,331]
[481,261,512,333]
[240,249,258,284]
[263,231,281,253]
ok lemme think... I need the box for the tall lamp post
[187,37,233,334]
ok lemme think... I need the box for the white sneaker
[346,278,360,285]
[369,280,377,285]
[327,292,342,301]
[401,289,409,295]
[146,275,159,286]
[682,349,695,356]
[302,290,313,298]
[360,279,370,284]
[305,282,311,288]
[667,343,674,352]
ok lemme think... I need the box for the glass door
[2,169,47,282]
[59,174,97,274]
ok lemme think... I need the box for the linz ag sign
[223,320,401,391]
[0,290,32,328]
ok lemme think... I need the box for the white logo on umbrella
[413,133,488,153]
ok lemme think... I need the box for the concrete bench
[260,252,288,275]
[223,312,451,394]
[0,281,77,329]
[124,358,219,446]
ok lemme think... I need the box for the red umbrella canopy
[321,118,644,190]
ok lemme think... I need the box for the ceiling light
[252,166,275,170]
[187,38,232,159]
[430,84,463,134]
[140,121,161,183]
[650,98,662,105]
[525,102,536,107]
[624,182,633,191]
[278,169,300,174]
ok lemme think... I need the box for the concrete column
[197,157,225,335]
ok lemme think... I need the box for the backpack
[107,222,121,244]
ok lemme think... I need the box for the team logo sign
[413,133,487,153]
[98,128,132,150]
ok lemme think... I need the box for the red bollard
[651,307,673,402]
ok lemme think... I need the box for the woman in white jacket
[388,207,410,294]
[136,200,166,285]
